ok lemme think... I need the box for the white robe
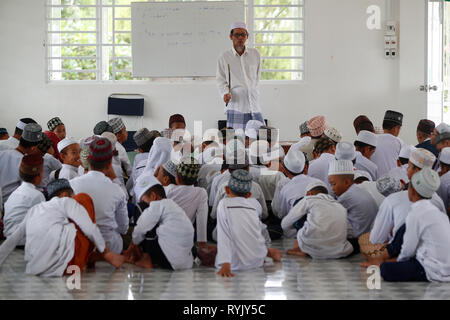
[271,174,322,219]
[338,184,378,238]
[308,152,336,195]
[197,164,222,191]
[370,134,403,177]
[0,136,19,151]
[370,190,446,245]
[355,151,378,181]
[164,184,208,243]
[208,171,230,207]
[58,164,81,181]
[437,171,450,212]
[215,197,268,271]
[132,199,194,270]
[0,149,24,202]
[398,199,450,282]
[115,142,132,177]
[357,181,385,208]
[70,171,128,253]
[386,164,409,183]
[38,153,62,190]
[281,193,354,259]
[0,197,106,277]
[3,182,45,245]
[254,170,286,202]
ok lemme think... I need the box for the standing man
[216,22,264,133]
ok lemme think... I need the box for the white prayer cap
[409,147,436,169]
[57,137,78,153]
[306,179,328,193]
[411,167,440,199]
[231,22,247,31]
[436,122,450,134]
[245,120,265,140]
[335,142,356,161]
[134,172,161,202]
[399,145,413,159]
[354,170,372,181]
[328,160,355,176]
[282,137,311,174]
[262,144,285,163]
[16,120,27,130]
[324,127,342,143]
[355,130,377,147]
[101,132,118,147]
[440,147,450,165]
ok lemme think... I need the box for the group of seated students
[0,110,449,282]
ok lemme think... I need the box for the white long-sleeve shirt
[437,171,450,212]
[398,199,450,282]
[164,184,208,243]
[216,47,262,114]
[115,142,132,177]
[355,151,378,181]
[281,193,354,259]
[3,182,45,244]
[271,174,321,220]
[38,153,62,190]
[0,149,24,202]
[370,190,446,245]
[338,184,378,238]
[308,153,336,195]
[255,170,287,202]
[357,181,385,208]
[209,171,230,207]
[370,134,403,177]
[215,197,267,271]
[0,197,106,277]
[58,164,81,181]
[132,199,194,270]
[70,171,128,253]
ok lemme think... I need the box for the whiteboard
[131,1,245,77]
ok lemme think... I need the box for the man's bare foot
[103,251,125,268]
[286,247,307,257]
[267,248,283,261]
[360,256,385,268]
[134,253,153,269]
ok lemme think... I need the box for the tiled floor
[0,238,449,300]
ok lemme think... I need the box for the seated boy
[379,168,450,282]
[328,160,378,253]
[50,137,82,181]
[215,170,282,277]
[36,134,62,191]
[0,178,124,277]
[3,154,46,244]
[284,180,354,259]
[124,173,195,270]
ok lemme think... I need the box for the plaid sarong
[226,110,264,132]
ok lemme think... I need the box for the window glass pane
[254,19,303,32]
[115,33,131,44]
[50,33,97,45]
[261,71,302,80]
[262,58,303,70]
[115,57,131,70]
[57,45,97,57]
[115,19,131,31]
[56,0,97,5]
[59,58,97,70]
[254,32,303,45]
[254,6,302,19]
[49,19,97,32]
[256,45,302,57]
[114,45,132,57]
[254,0,303,5]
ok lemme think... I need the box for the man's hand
[223,93,231,104]
[217,263,234,277]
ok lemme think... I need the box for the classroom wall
[0,0,427,145]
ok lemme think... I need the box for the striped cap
[177,157,201,181]
[133,128,154,147]
[88,137,113,162]
[47,117,64,132]
[22,123,42,143]
[228,169,252,195]
[108,117,125,134]
[37,134,53,153]
[93,121,113,135]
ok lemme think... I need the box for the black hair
[0,133,8,138]
[139,137,157,153]
[162,167,177,185]
[87,157,112,171]
[354,177,370,184]
[441,162,450,171]
[354,140,376,151]
[19,170,40,183]
[143,184,166,199]
[383,120,401,130]
[399,157,409,166]
[176,171,197,186]
[49,188,74,199]
[15,118,37,136]
[309,186,329,194]
[19,137,40,149]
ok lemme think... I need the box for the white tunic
[338,184,378,238]
[0,136,19,151]
[357,181,385,208]
[398,200,450,282]
[211,177,268,220]
[132,199,194,270]
[271,174,322,220]
[437,171,450,211]
[58,164,81,181]
[355,152,378,180]
[115,142,132,177]
[197,164,222,191]
[38,153,62,190]
[282,193,354,259]
[216,47,262,114]
[386,165,409,183]
[3,182,45,245]
[254,170,286,202]
[308,153,336,195]
[370,134,403,177]
[0,149,24,202]
[215,197,267,271]
[209,171,230,207]
[164,184,208,243]
[0,197,106,277]
[70,171,128,253]
[370,190,446,245]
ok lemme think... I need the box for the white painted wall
[0,0,427,145]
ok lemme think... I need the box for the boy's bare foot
[286,247,307,257]
[360,256,385,268]
[103,251,125,268]
[134,253,153,269]
[267,248,283,261]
